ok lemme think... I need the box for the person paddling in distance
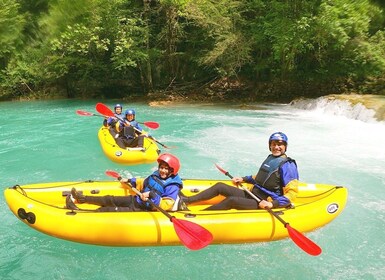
[182,132,299,210]
[66,153,188,212]
[114,108,148,151]
[103,103,124,138]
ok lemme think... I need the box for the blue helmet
[269,132,288,147]
[114,104,123,110]
[125,109,136,116]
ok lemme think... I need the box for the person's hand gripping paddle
[215,163,322,256]
[105,170,213,250]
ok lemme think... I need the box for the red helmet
[157,153,180,175]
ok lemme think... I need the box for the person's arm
[154,185,180,211]
[133,123,145,135]
[115,121,124,133]
[119,177,145,195]
[280,161,299,204]
[241,175,256,184]
[231,176,254,191]
[108,117,117,127]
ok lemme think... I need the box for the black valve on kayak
[17,208,27,219]
[17,208,36,224]
[184,213,197,218]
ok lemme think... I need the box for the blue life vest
[143,172,183,194]
[115,113,124,119]
[138,171,183,209]
[122,120,140,139]
[254,155,290,196]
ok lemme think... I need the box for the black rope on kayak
[11,185,27,196]
[296,186,340,199]
[12,180,96,191]
[176,187,344,218]
[103,130,120,148]
[8,181,100,211]
[176,209,282,218]
[288,186,344,210]
[146,137,161,154]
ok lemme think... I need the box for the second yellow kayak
[97,126,160,165]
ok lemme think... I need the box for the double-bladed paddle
[105,170,213,250]
[214,163,322,256]
[95,103,175,149]
[76,109,160,129]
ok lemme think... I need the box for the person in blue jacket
[66,153,186,212]
[183,132,299,210]
[114,108,146,150]
[103,103,123,137]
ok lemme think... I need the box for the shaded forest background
[1,0,385,102]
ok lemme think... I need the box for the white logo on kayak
[327,203,339,214]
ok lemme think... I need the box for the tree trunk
[143,0,153,93]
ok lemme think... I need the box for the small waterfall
[290,95,384,123]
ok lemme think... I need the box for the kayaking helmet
[114,104,123,115]
[157,153,180,175]
[269,132,288,150]
[114,104,123,110]
[125,109,135,116]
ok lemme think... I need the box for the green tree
[2,0,385,100]
[183,0,251,77]
[3,0,150,98]
[0,0,26,69]
[306,0,385,79]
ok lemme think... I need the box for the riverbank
[142,90,385,123]
[129,77,385,109]
[2,78,384,122]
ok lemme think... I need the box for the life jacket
[254,154,293,196]
[115,113,124,119]
[140,172,183,210]
[143,172,182,193]
[122,120,140,139]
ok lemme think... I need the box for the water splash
[290,95,385,123]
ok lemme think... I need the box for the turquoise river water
[0,98,384,280]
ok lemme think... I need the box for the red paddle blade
[76,110,94,116]
[214,163,228,175]
[171,217,213,250]
[96,103,114,117]
[143,121,160,129]
[286,224,322,256]
[105,170,120,179]
[105,170,212,250]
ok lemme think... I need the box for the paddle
[105,170,213,250]
[76,109,160,129]
[95,103,175,149]
[214,163,322,256]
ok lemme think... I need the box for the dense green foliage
[1,0,385,100]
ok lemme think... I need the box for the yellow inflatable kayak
[4,179,347,247]
[97,126,160,165]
